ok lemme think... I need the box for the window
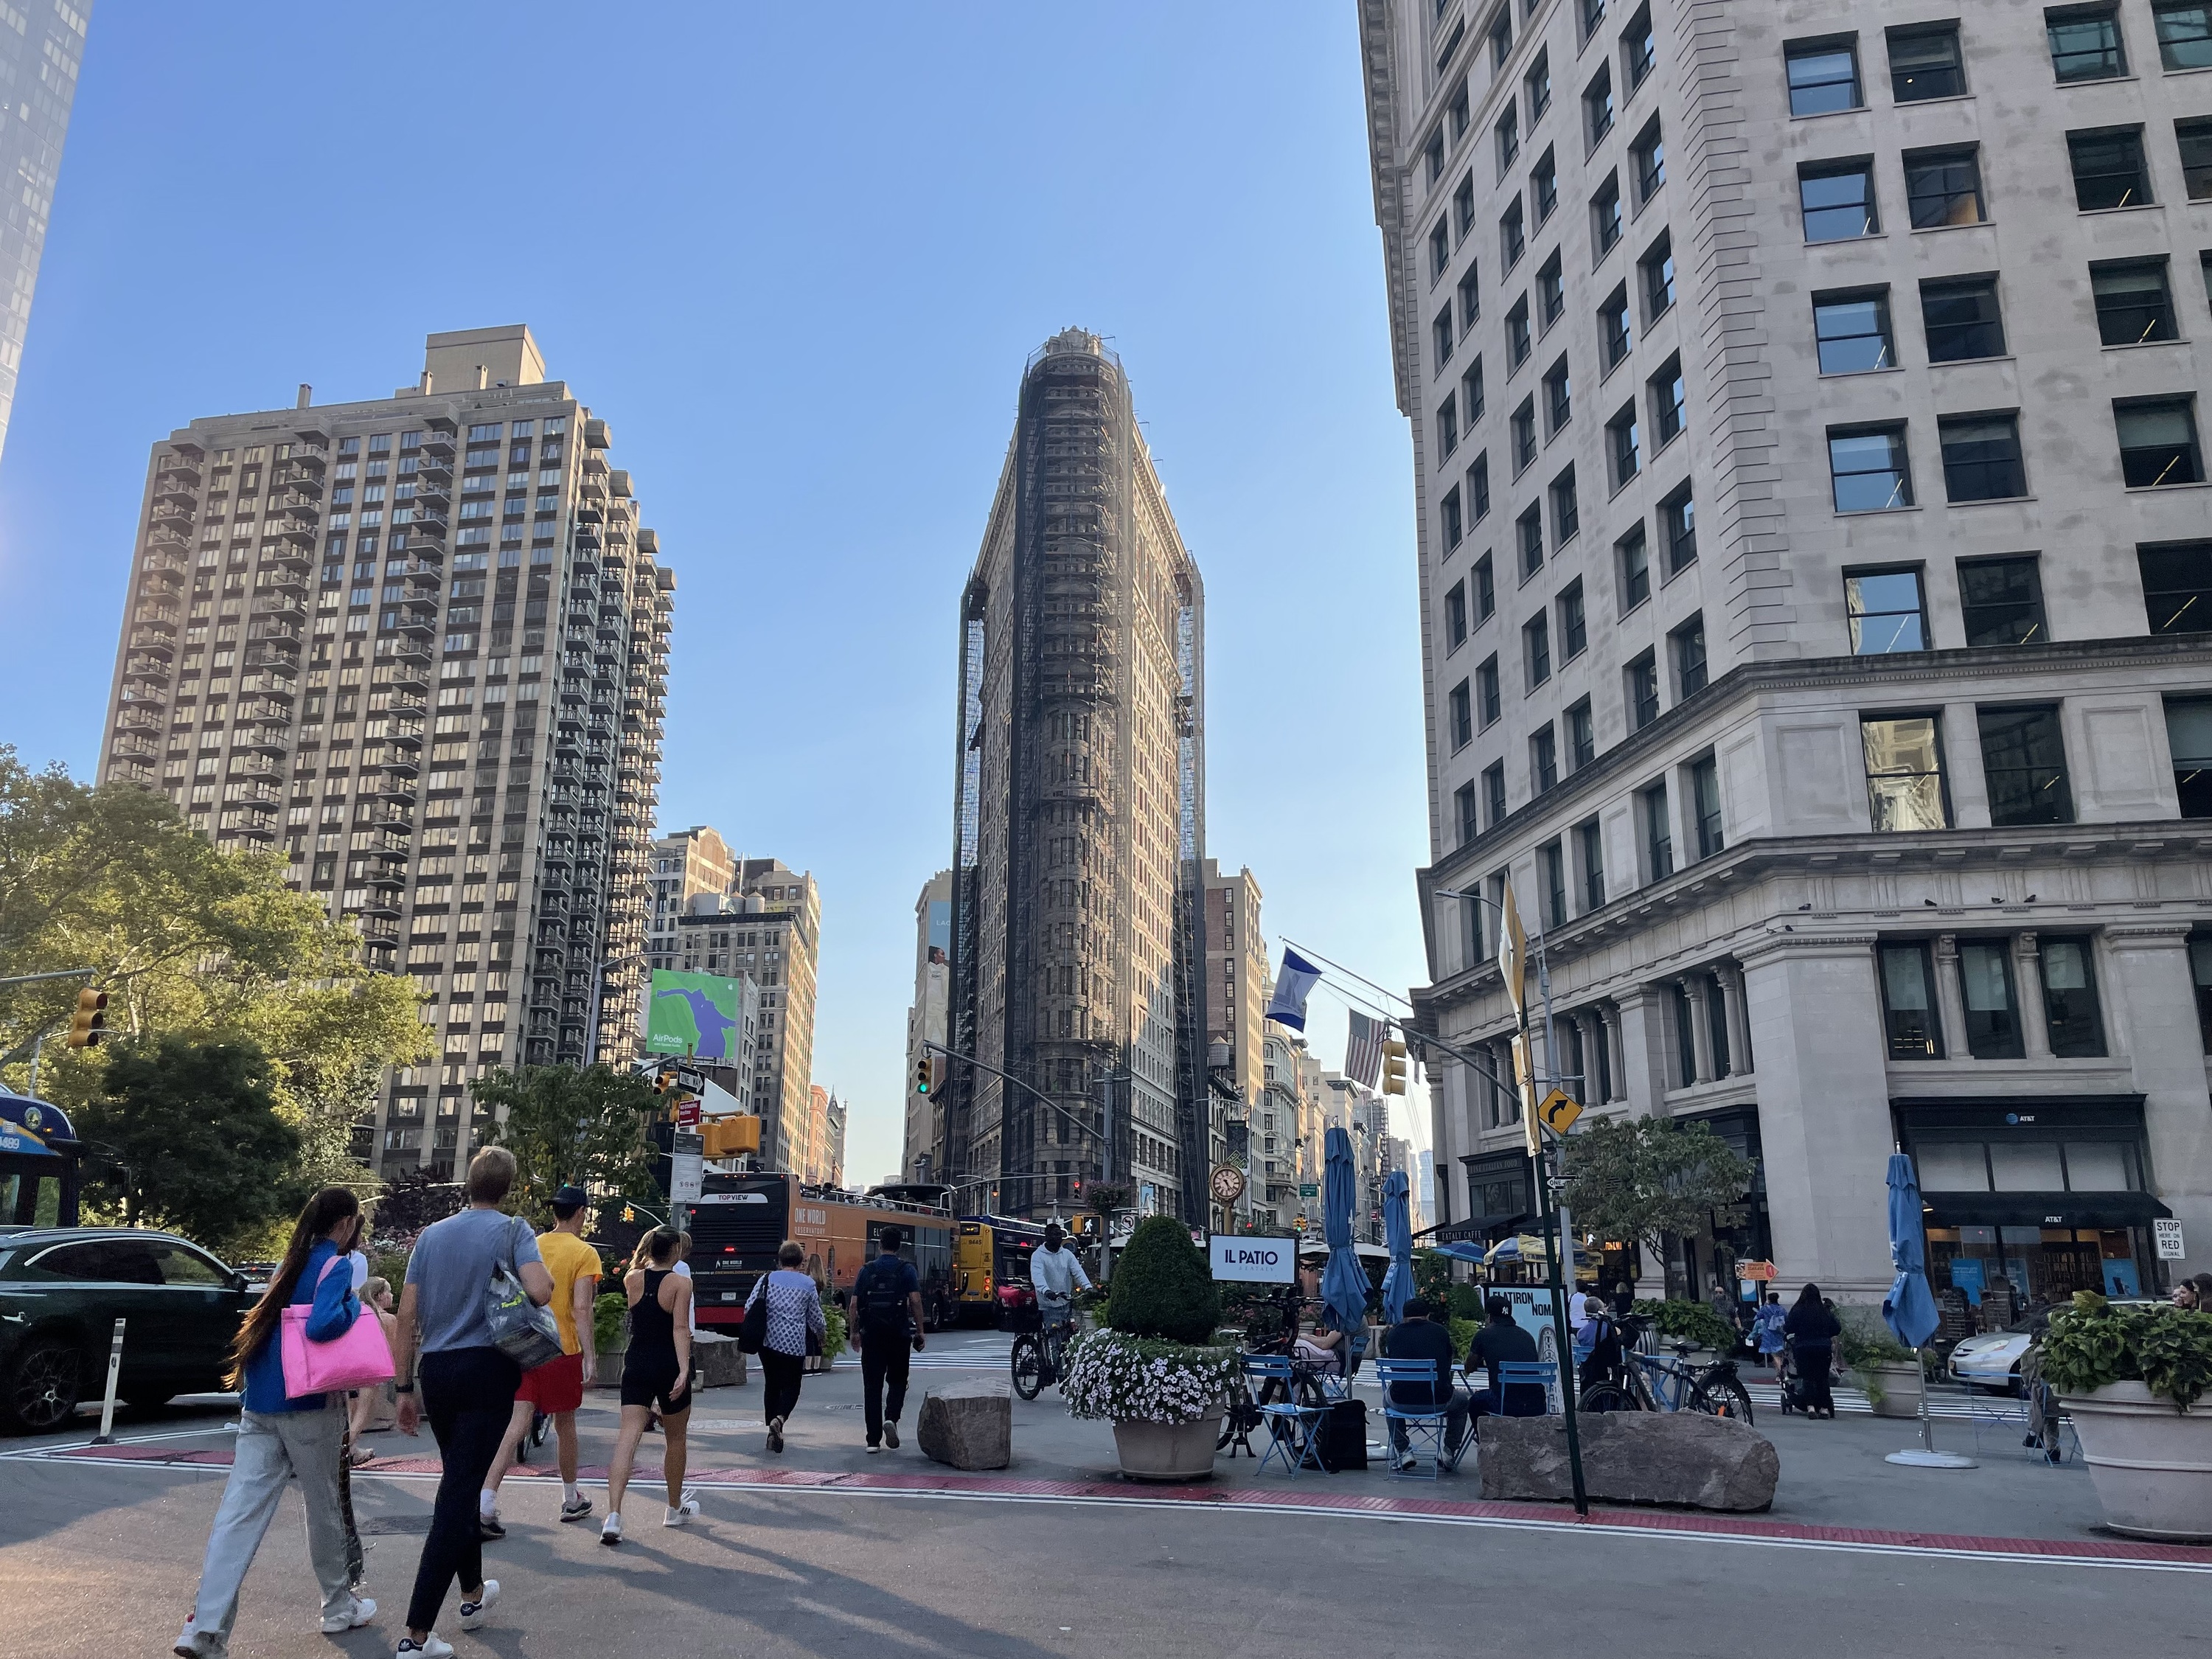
[1518,503,1545,574]
[1649,356,1686,445]
[2068,126,2153,209]
[1484,761,1509,827]
[1431,218,1453,284]
[1532,148,1559,224]
[1939,412,2027,501]
[1540,839,1568,927]
[1846,568,1928,653]
[1641,779,1674,880]
[1445,580,1469,650]
[1904,146,1986,228]
[1426,129,1447,184]
[1624,6,1655,88]
[1491,10,1514,68]
[1618,525,1652,611]
[1551,466,1581,542]
[1526,49,1552,121]
[1478,653,1501,724]
[1456,781,1481,846]
[2115,398,2204,487]
[1601,285,1632,366]
[1959,940,2024,1059]
[1660,489,1697,574]
[1580,0,1607,42]
[1439,392,1461,457]
[1537,252,1566,326]
[1525,611,1552,686]
[1585,65,1615,147]
[1463,358,1486,423]
[1560,580,1587,658]
[1814,288,1896,373]
[1475,551,1496,619]
[1829,425,1914,511]
[2142,540,2212,632]
[1862,714,1950,830]
[2166,696,2212,815]
[1800,159,1879,240]
[1921,274,2006,361]
[1452,80,1472,141]
[1787,37,1863,114]
[1627,649,1660,728]
[2182,119,2212,201]
[1433,306,1455,369]
[1506,296,1532,366]
[2154,0,2212,69]
[1455,172,1477,238]
[1630,119,1665,201]
[1532,726,1559,794]
[1568,698,1595,768]
[1879,942,1944,1059]
[1470,453,1493,521]
[1688,754,1723,858]
[1450,679,1474,748]
[2092,260,2178,345]
[2040,937,2107,1057]
[1512,398,1538,470]
[1959,555,2047,647]
[1543,358,1572,430]
[1608,403,1641,485]
[1979,703,2075,825]
[1496,104,1520,175]
[1577,818,1606,909]
[1442,484,1464,551]
[2048,5,2127,80]
[1640,233,1675,318]
[1889,23,1965,100]
[1671,614,1708,698]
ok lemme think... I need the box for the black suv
[0,1226,253,1432]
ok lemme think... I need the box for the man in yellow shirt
[481,1186,601,1530]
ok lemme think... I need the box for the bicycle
[1218,1290,1335,1453]
[1578,1318,1754,1424]
[1012,1301,1078,1401]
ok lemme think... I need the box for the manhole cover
[358,1516,434,1536]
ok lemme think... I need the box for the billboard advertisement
[644,970,745,1062]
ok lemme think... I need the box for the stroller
[1775,1338,1826,1416]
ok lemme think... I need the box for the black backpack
[855,1259,910,1332]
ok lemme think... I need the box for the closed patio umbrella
[1380,1169,1413,1326]
[1882,1150,1974,1470]
[1321,1127,1368,1345]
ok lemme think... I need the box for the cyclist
[1029,1223,1091,1372]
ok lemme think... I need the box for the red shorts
[515,1350,585,1414]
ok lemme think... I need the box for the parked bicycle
[1578,1315,1754,1424]
[1218,1289,1335,1453]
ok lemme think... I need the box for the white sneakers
[664,1496,700,1526]
[601,1512,624,1547]
[394,1637,453,1658]
[321,1596,378,1633]
[456,1579,500,1632]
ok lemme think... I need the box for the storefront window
[2039,936,2107,1057]
[1879,941,1942,1058]
[1990,1141,2064,1189]
[1958,940,2023,1057]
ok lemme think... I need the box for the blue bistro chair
[1495,1360,1559,1416]
[1245,1354,1328,1478]
[1375,1359,1466,1478]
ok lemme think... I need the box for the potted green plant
[593,1290,629,1388]
[1631,1298,1739,1360]
[808,1307,847,1374]
[2040,1292,2212,1540]
[1063,1217,1236,1481]
[1837,1313,1923,1419]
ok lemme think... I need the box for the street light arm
[925,1041,1099,1144]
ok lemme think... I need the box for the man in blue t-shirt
[849,1226,925,1452]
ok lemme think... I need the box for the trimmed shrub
[1105,1216,1221,1344]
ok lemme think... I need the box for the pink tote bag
[279,1256,394,1397]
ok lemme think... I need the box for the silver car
[1948,1298,2160,1395]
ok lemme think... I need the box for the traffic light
[915,1054,932,1095]
[1381,1037,1408,1096]
[66,989,107,1049]
[652,1067,676,1096]
[622,1205,636,1223]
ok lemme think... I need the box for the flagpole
[1278,939,1416,1011]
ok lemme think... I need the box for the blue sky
[0,4,1430,1185]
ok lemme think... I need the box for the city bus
[947,1214,1059,1324]
[684,1172,955,1329]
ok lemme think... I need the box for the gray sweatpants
[185,1405,353,1650]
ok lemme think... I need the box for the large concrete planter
[1856,1362,1924,1419]
[594,1340,627,1389]
[2065,1382,2212,1541]
[1111,1415,1222,1483]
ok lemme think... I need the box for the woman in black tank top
[601,1229,696,1545]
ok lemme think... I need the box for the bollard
[88,1317,126,1445]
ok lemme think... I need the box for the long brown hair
[228,1186,362,1387]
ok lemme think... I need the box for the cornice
[1355,0,1416,417]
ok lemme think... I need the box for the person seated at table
[1461,1295,1546,1422]
[1293,1305,1346,1376]
[1382,1300,1470,1470]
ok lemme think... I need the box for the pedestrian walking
[481,1185,602,1534]
[389,1147,552,1659]
[1784,1282,1843,1419]
[1752,1291,1787,1373]
[851,1225,926,1451]
[600,1228,698,1545]
[173,1187,375,1659]
[745,1239,826,1453]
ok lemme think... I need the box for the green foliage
[1103,1215,1222,1344]
[1413,1248,1455,1308]
[1448,1316,1479,1360]
[821,1306,847,1365]
[1632,1297,1738,1355]
[476,1064,662,1222]
[1557,1118,1755,1265]
[1837,1307,1919,1371]
[1085,1181,1135,1220]
[75,1037,307,1253]
[2041,1292,2212,1411]
[1446,1282,1486,1321]
[1061,1331,1238,1424]
[594,1290,630,1352]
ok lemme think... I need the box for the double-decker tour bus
[684,1172,955,1329]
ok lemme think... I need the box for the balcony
[155,457,202,490]
[145,526,191,552]
[410,512,451,543]
[226,782,283,809]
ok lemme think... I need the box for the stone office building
[1357,0,2212,1302]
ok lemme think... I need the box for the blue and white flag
[1265,947,1322,1032]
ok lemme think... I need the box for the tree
[476,1064,663,1222]
[1103,1216,1222,1344]
[76,1037,307,1250]
[1084,1181,1135,1221]
[1555,1116,1756,1268]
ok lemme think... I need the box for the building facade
[942,329,1212,1223]
[1358,0,2212,1301]
[0,0,88,472]
[1203,860,1268,1228]
[904,869,953,1183]
[648,825,737,971]
[97,326,671,1178]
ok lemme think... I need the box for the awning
[1919,1190,2173,1230]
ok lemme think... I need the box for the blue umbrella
[1380,1169,1413,1325]
[1882,1152,1939,1349]
[1321,1127,1368,1340]
[1435,1241,1488,1265]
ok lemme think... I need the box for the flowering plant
[1061,1329,1237,1425]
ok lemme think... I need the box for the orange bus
[684,1172,956,1329]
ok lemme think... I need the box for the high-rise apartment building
[0,0,88,472]
[1203,860,1267,1229]
[648,825,737,970]
[1360,1,2212,1301]
[943,329,1211,1223]
[903,869,953,1183]
[97,327,672,1178]
[1258,1025,1314,1226]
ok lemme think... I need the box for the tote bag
[484,1215,565,1371]
[279,1256,394,1397]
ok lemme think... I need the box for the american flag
[1344,1010,1385,1090]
